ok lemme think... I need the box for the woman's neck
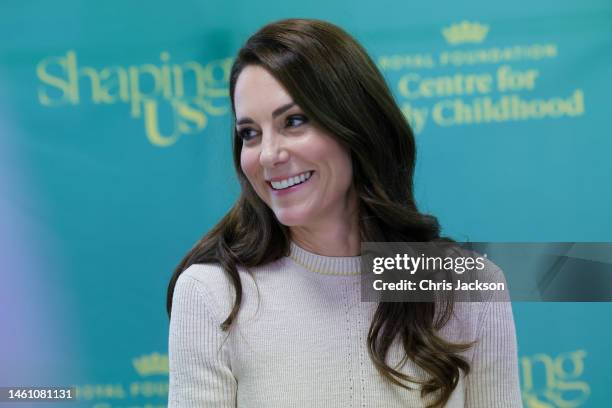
[289,214,360,256]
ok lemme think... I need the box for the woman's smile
[267,171,314,196]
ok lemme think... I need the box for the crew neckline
[288,241,362,275]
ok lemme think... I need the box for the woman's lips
[268,171,314,196]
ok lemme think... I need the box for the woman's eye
[286,115,308,128]
[238,128,258,142]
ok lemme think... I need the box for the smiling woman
[236,64,358,236]
[166,18,522,408]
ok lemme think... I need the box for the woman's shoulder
[180,262,231,291]
[180,261,270,291]
[438,254,515,350]
[175,257,290,324]
[175,262,252,324]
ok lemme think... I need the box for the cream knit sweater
[168,241,523,407]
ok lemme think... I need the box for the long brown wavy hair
[167,18,472,408]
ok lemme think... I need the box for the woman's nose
[259,131,289,168]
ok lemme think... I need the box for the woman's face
[235,65,357,229]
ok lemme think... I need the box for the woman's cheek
[241,148,267,200]
[240,148,257,178]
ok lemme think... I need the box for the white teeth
[271,171,312,190]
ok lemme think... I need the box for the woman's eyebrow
[236,102,296,126]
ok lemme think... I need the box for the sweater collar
[288,241,362,275]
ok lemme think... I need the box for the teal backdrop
[1,1,611,407]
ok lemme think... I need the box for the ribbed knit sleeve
[168,273,237,408]
[464,299,523,407]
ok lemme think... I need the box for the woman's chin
[273,209,311,227]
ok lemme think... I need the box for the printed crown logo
[442,21,489,45]
[132,352,169,377]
